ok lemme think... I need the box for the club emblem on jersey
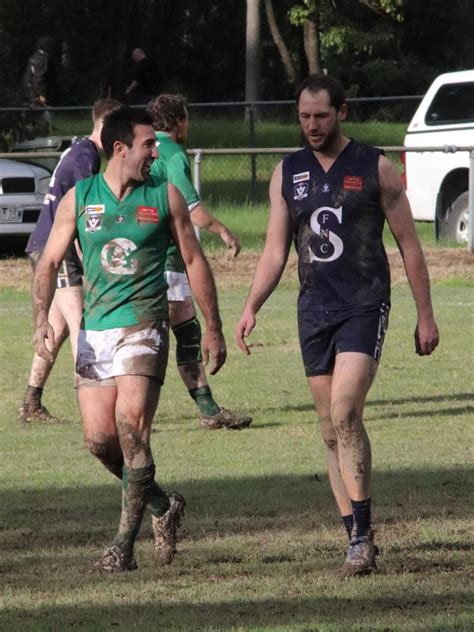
[85,214,102,232]
[101,238,138,275]
[294,183,308,201]
[293,171,310,184]
[136,205,159,223]
[116,215,125,223]
[85,204,105,215]
[322,183,330,193]
[343,176,364,191]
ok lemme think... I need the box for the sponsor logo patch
[343,176,364,191]
[293,183,308,201]
[136,205,159,223]
[85,214,102,232]
[85,204,105,215]
[293,171,310,184]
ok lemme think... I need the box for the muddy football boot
[152,492,186,565]
[200,407,253,430]
[94,545,138,573]
[343,531,379,576]
[17,404,62,424]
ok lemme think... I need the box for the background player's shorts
[166,271,192,302]
[298,303,390,376]
[75,320,169,387]
[28,248,82,289]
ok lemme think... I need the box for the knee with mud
[172,316,202,366]
[85,437,124,479]
[116,416,152,469]
[331,404,363,437]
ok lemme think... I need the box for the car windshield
[425,82,474,125]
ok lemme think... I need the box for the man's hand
[32,322,56,362]
[235,311,256,355]
[221,229,241,257]
[202,328,227,375]
[414,315,440,356]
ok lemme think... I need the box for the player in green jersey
[32,107,226,573]
[148,94,252,430]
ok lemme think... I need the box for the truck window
[425,82,474,125]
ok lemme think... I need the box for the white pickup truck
[403,70,474,243]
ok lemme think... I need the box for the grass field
[0,228,473,630]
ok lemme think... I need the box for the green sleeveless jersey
[76,174,171,330]
[151,131,200,273]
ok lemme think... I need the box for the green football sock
[112,464,155,556]
[189,385,220,416]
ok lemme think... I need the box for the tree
[245,0,262,103]
[263,0,297,86]
[288,1,321,74]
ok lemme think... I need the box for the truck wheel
[440,191,469,244]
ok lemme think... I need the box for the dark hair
[101,107,153,159]
[91,98,122,124]
[147,94,187,131]
[36,36,55,54]
[295,74,346,111]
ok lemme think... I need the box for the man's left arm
[167,183,226,374]
[379,155,440,355]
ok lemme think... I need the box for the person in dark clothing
[21,36,58,135]
[125,48,161,105]
[18,98,121,424]
[22,36,57,107]
[236,74,440,576]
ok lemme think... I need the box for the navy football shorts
[297,302,390,377]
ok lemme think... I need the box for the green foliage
[288,0,316,26]
[362,0,404,21]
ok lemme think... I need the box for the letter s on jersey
[308,206,343,263]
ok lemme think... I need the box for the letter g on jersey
[101,238,138,275]
[308,206,343,263]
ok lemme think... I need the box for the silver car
[0,159,51,236]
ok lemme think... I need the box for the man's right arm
[167,151,241,256]
[235,161,293,354]
[32,187,78,360]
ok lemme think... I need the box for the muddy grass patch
[0,248,472,294]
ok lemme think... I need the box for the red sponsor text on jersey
[343,175,364,191]
[136,206,159,223]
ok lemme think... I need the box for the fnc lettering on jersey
[308,206,343,263]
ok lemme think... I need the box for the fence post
[248,104,257,204]
[193,149,203,240]
[469,149,474,253]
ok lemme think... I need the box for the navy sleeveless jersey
[26,137,100,253]
[282,140,391,311]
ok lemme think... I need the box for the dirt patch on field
[208,247,473,288]
[0,248,472,294]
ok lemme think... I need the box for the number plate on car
[0,207,23,222]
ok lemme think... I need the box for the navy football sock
[351,497,371,539]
